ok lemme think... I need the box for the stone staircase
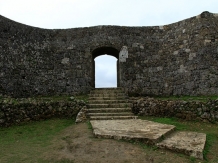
[85,88,206,160]
[86,88,137,120]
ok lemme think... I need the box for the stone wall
[122,11,218,96]
[0,11,218,97]
[0,97,86,127]
[131,97,218,122]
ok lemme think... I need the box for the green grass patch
[87,121,93,130]
[74,94,89,103]
[1,94,89,103]
[189,156,196,162]
[154,95,218,102]
[203,133,217,161]
[0,118,75,163]
[34,95,73,101]
[0,119,74,145]
[139,116,187,130]
[31,94,88,102]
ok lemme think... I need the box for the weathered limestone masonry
[0,11,218,97]
[0,97,86,127]
[132,97,218,122]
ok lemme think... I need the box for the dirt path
[42,122,194,163]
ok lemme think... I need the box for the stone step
[88,100,128,104]
[90,92,124,95]
[156,131,206,160]
[90,116,137,120]
[86,108,132,113]
[89,119,206,160]
[90,119,175,145]
[87,112,134,117]
[94,87,123,91]
[87,87,134,121]
[90,87,123,93]
[89,97,127,100]
[87,87,207,160]
[89,93,126,97]
[87,103,133,108]
[90,90,124,94]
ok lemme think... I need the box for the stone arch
[91,46,120,88]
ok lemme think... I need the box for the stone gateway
[0,11,218,97]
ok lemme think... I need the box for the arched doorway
[91,47,120,88]
[95,55,117,88]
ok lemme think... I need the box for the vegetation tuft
[87,120,93,130]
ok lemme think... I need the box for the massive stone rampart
[0,11,218,97]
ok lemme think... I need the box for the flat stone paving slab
[156,131,206,160]
[90,119,175,145]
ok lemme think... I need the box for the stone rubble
[75,106,87,123]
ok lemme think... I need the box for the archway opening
[95,55,117,88]
[91,47,120,88]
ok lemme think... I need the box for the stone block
[157,131,206,160]
[91,119,175,145]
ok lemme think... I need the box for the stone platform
[157,131,206,160]
[90,119,206,160]
[90,119,175,145]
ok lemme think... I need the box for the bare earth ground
[42,122,204,163]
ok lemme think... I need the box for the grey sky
[95,56,117,88]
[0,0,217,87]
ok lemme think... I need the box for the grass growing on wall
[0,94,89,103]
[34,94,89,102]
[154,95,218,102]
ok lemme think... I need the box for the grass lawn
[0,118,75,163]
[0,116,217,162]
